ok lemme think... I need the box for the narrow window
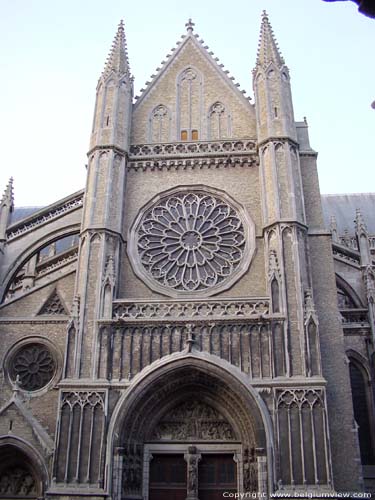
[274,107,278,118]
[181,130,188,141]
[106,115,110,126]
[191,129,199,140]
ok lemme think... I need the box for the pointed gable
[37,289,68,316]
[131,21,256,144]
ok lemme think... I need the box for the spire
[254,11,285,71]
[102,20,131,79]
[1,177,14,210]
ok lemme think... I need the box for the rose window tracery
[10,343,56,391]
[129,188,254,296]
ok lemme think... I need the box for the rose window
[128,188,255,297]
[10,343,56,391]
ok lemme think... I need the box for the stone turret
[68,21,133,379]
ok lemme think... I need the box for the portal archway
[108,354,272,499]
[0,438,47,499]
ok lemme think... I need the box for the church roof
[321,192,375,235]
[134,18,252,107]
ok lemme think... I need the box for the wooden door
[198,454,237,500]
[149,454,187,500]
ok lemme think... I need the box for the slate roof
[321,193,375,235]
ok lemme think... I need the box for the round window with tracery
[9,343,56,391]
[128,187,255,297]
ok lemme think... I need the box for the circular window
[128,186,255,297]
[9,343,56,391]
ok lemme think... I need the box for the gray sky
[0,0,374,207]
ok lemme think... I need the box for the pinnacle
[355,208,367,234]
[102,20,131,79]
[1,177,14,207]
[254,11,285,71]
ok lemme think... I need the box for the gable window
[181,130,188,141]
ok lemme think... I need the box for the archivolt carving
[128,187,255,297]
[0,466,37,496]
[151,399,236,441]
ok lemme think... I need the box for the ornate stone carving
[0,466,37,496]
[38,290,67,315]
[276,388,324,409]
[113,298,270,321]
[10,343,56,391]
[243,447,258,492]
[128,156,256,172]
[151,399,236,441]
[61,390,105,409]
[129,139,256,158]
[122,445,142,496]
[128,187,255,297]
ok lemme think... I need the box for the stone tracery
[130,189,253,296]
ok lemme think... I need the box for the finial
[185,18,195,34]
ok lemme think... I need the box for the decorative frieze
[129,139,257,158]
[113,298,270,322]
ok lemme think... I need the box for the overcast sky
[0,0,374,207]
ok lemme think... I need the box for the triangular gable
[0,396,54,454]
[134,29,252,109]
[37,288,68,316]
[132,27,257,144]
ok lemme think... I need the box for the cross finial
[185,18,195,34]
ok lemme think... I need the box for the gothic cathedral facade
[0,12,375,499]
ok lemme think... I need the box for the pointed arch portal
[108,355,272,500]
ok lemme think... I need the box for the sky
[0,0,374,207]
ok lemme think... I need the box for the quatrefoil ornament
[128,187,255,297]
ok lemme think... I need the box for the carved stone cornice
[128,155,257,172]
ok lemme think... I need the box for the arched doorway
[109,356,271,500]
[0,442,45,499]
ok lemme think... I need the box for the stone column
[184,446,201,500]
[256,448,268,497]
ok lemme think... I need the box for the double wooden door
[149,453,237,500]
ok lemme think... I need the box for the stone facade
[0,12,374,499]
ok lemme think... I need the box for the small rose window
[9,343,56,391]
